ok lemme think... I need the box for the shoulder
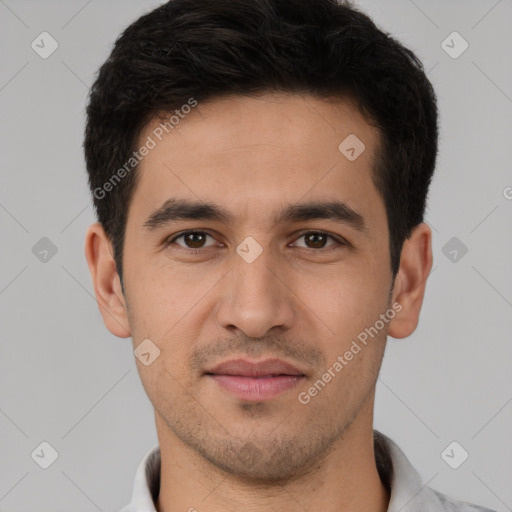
[428,487,497,512]
[373,430,496,512]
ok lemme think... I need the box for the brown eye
[183,232,207,248]
[305,232,329,248]
[291,231,340,250]
[167,231,216,250]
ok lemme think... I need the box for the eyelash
[164,230,347,255]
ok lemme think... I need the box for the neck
[155,399,390,512]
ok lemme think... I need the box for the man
[83,0,495,510]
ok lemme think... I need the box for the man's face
[122,93,394,480]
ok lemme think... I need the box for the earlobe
[84,222,131,338]
[388,222,433,339]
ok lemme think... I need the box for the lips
[206,358,304,377]
[205,358,305,401]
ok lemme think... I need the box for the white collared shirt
[120,430,496,512]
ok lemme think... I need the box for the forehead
[131,93,383,227]
[144,92,377,157]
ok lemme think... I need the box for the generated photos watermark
[93,98,198,200]
[298,301,403,405]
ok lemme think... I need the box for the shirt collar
[121,429,484,512]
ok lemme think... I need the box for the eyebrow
[143,198,367,233]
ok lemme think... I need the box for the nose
[216,244,295,339]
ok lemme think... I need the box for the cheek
[135,354,190,419]
[306,267,387,334]
[124,257,187,331]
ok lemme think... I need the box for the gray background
[1,0,511,510]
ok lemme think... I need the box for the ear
[388,222,433,339]
[84,222,131,338]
